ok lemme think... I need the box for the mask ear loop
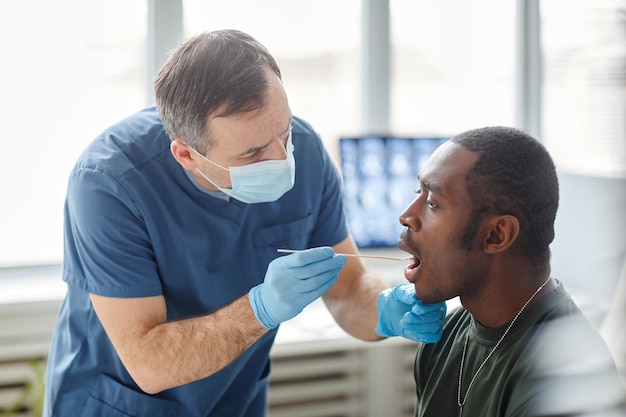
[184,145,233,190]
[194,166,231,191]
[188,145,230,172]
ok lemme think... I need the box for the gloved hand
[375,283,446,343]
[249,247,347,329]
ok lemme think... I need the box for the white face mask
[193,132,296,204]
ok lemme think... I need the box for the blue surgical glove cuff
[249,284,278,329]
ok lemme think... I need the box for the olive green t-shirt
[413,281,626,417]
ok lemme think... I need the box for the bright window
[0,0,147,266]
[390,0,516,136]
[541,0,626,177]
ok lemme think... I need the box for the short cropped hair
[154,29,281,152]
[452,126,559,263]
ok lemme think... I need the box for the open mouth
[398,240,422,282]
[398,240,420,268]
[408,255,421,269]
[403,255,421,283]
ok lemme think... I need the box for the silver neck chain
[457,276,552,415]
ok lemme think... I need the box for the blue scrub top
[44,107,349,417]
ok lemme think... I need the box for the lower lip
[404,261,420,283]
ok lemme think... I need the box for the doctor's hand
[375,283,446,343]
[249,247,347,329]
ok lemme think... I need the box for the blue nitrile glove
[249,247,347,329]
[375,283,446,343]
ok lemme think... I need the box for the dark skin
[397,141,556,328]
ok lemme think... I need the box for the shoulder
[291,115,319,137]
[291,116,324,154]
[518,282,613,375]
[524,316,626,415]
[73,107,170,180]
[290,115,337,179]
[521,285,626,415]
[528,311,615,371]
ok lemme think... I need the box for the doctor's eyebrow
[236,141,272,158]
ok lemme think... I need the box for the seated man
[393,126,626,416]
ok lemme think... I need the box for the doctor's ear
[170,140,199,171]
[483,215,520,254]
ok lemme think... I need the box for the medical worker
[43,29,446,416]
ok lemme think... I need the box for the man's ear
[483,215,520,254]
[170,140,199,171]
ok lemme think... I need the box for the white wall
[551,171,626,326]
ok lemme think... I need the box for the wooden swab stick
[276,249,412,261]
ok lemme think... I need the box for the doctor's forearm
[120,295,267,394]
[324,273,387,341]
